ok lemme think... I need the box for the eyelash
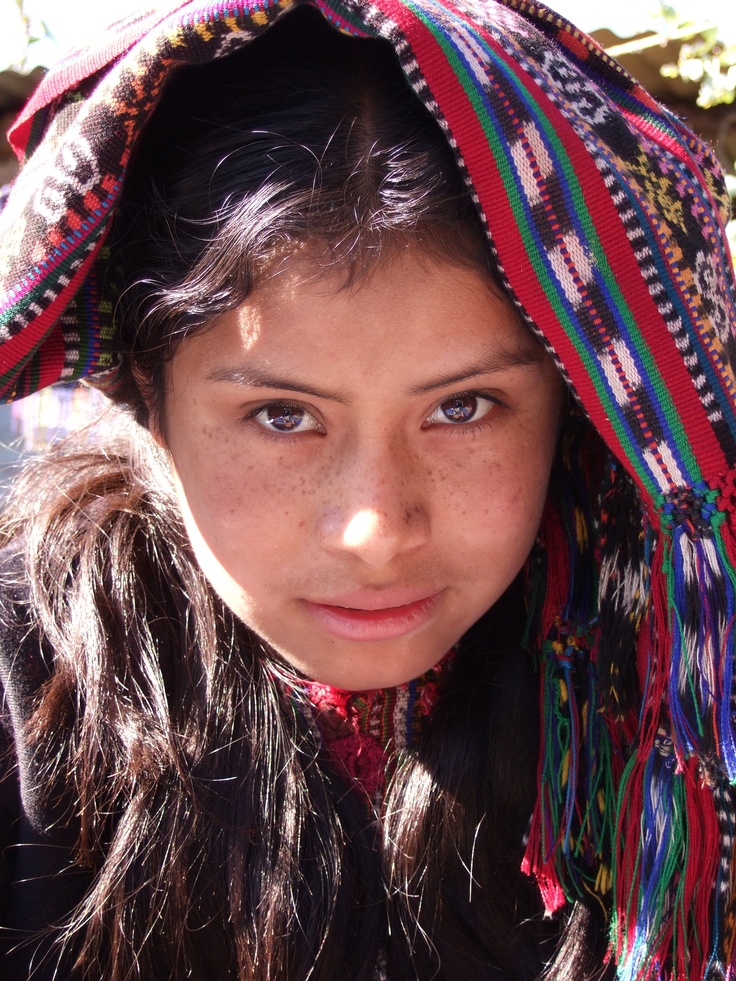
[244,389,503,442]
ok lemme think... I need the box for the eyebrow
[207,366,350,403]
[406,347,543,395]
[207,347,544,402]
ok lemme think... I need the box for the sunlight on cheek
[342,509,381,548]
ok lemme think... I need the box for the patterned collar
[272,650,455,808]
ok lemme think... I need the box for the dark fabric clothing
[0,547,87,979]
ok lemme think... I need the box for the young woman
[0,1,735,978]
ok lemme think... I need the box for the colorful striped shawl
[1,1,736,977]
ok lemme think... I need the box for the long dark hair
[1,8,610,979]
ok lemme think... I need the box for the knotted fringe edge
[611,750,722,980]
[610,494,736,980]
[657,490,736,776]
[523,467,736,979]
[521,624,622,912]
[522,442,626,919]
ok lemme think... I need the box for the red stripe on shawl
[0,321,64,397]
[466,4,728,481]
[10,0,192,157]
[372,0,727,489]
[0,250,96,390]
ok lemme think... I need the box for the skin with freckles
[156,248,564,690]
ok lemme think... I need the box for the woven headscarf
[1,1,736,978]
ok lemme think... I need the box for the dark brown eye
[425,394,495,427]
[442,396,476,422]
[252,403,321,433]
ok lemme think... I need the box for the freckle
[299,520,306,529]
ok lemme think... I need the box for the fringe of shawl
[523,446,736,980]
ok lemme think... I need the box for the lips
[302,590,445,642]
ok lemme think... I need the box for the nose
[318,439,430,566]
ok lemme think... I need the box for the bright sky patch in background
[0,0,668,71]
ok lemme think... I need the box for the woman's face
[157,248,563,689]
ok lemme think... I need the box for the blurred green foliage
[5,0,51,71]
[659,4,736,109]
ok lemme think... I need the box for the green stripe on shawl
[398,0,703,495]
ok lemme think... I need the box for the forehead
[189,248,545,379]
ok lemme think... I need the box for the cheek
[444,428,557,565]
[170,432,317,580]
[456,462,545,545]
[184,436,254,515]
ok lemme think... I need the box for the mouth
[301,590,445,642]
